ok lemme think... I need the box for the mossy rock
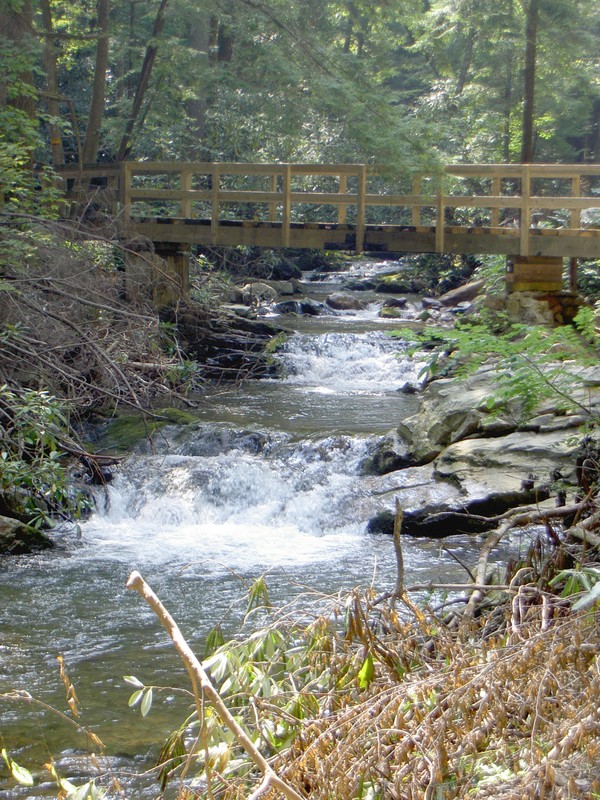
[375,273,426,294]
[98,408,198,452]
[0,515,54,555]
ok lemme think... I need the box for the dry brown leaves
[269,596,600,800]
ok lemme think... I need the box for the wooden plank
[129,188,212,201]
[289,191,357,204]
[527,196,600,210]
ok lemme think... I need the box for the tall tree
[116,0,169,161]
[520,0,540,162]
[81,0,110,163]
[40,0,65,166]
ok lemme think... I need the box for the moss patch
[96,407,198,453]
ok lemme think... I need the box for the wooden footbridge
[59,161,600,295]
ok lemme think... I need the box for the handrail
[58,161,600,256]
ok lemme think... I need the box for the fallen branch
[126,570,305,800]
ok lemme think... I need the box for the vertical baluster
[181,167,192,218]
[338,173,347,224]
[571,173,581,230]
[211,164,220,245]
[356,165,367,254]
[269,172,278,222]
[282,164,291,247]
[491,175,501,228]
[435,182,445,253]
[122,161,131,223]
[520,163,531,257]
[411,176,421,226]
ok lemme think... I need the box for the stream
[1,259,477,797]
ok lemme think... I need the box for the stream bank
[2,254,598,798]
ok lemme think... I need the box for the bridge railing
[58,161,600,256]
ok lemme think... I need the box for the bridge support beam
[123,241,190,307]
[506,255,564,293]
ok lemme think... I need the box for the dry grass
[264,594,600,800]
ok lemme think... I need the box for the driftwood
[126,570,305,800]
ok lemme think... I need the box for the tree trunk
[455,26,475,98]
[82,0,110,165]
[520,0,540,163]
[40,0,65,166]
[185,8,210,159]
[117,0,169,161]
[0,0,35,119]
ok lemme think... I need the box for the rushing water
[0,262,473,797]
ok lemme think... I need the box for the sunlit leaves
[1,749,34,786]
[123,677,153,717]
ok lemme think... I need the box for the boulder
[241,282,278,304]
[396,368,514,465]
[0,515,54,555]
[346,279,377,291]
[379,306,406,319]
[270,280,295,296]
[383,297,408,309]
[422,297,442,310]
[326,293,367,311]
[376,274,426,294]
[365,365,599,538]
[438,279,485,307]
[273,299,332,316]
[269,258,302,281]
[361,433,412,476]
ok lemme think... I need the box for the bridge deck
[131,217,600,259]
[57,161,600,259]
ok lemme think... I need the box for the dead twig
[126,570,305,800]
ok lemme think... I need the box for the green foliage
[549,566,600,610]
[576,260,600,300]
[0,384,91,526]
[396,307,600,422]
[1,748,34,787]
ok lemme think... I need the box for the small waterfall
[0,261,464,796]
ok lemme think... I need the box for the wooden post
[338,173,347,224]
[282,164,291,248]
[180,166,192,218]
[520,163,531,257]
[154,242,190,304]
[569,257,578,292]
[411,176,421,226]
[121,161,132,223]
[211,164,220,245]
[435,184,445,253]
[355,164,367,254]
[571,174,581,230]
[269,172,278,222]
[491,175,501,228]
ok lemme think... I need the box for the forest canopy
[0,0,599,171]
